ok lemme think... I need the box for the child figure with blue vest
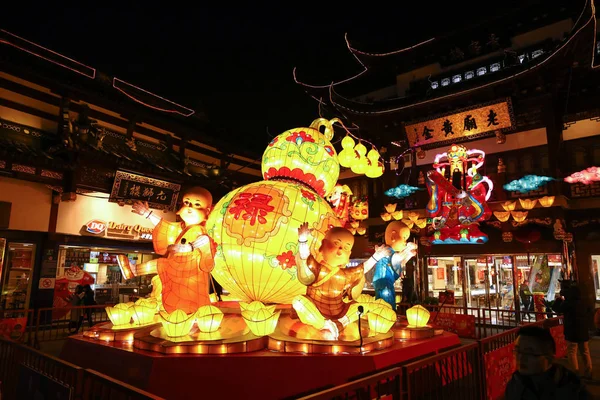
[372,221,417,310]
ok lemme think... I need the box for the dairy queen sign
[82,220,153,241]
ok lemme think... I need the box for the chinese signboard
[110,170,180,210]
[81,219,153,241]
[405,99,515,148]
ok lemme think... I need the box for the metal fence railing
[0,338,163,400]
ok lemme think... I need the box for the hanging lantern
[195,305,224,333]
[337,135,356,168]
[502,201,517,211]
[539,196,555,207]
[416,219,427,229]
[384,203,397,213]
[356,225,367,236]
[502,232,513,242]
[350,142,369,175]
[350,221,360,229]
[365,147,385,178]
[106,303,133,326]
[494,211,510,222]
[159,309,196,338]
[511,211,528,223]
[402,219,415,229]
[406,305,430,328]
[519,198,537,210]
[416,147,426,159]
[407,212,420,222]
[392,210,404,220]
[380,212,392,221]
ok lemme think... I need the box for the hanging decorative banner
[405,98,515,148]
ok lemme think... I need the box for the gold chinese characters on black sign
[110,171,181,210]
[405,99,515,147]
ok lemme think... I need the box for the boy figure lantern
[293,222,392,340]
[426,144,493,244]
[372,221,418,310]
[120,187,215,314]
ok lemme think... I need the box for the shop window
[0,242,35,310]
[427,256,463,306]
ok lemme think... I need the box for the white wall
[0,177,52,231]
[56,192,176,236]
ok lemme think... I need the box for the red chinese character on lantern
[229,192,275,225]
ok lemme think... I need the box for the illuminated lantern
[381,212,392,221]
[504,175,554,193]
[159,309,196,337]
[519,198,537,210]
[350,142,368,175]
[564,167,600,185]
[415,219,427,229]
[502,201,517,211]
[132,299,158,326]
[365,148,385,178]
[338,135,356,168]
[195,305,224,333]
[241,303,281,337]
[350,198,369,221]
[356,226,367,236]
[539,196,555,207]
[367,306,396,334]
[106,303,133,326]
[511,211,528,223]
[402,219,415,229]
[350,221,360,229]
[392,210,404,220]
[384,204,397,213]
[406,305,430,328]
[385,184,421,199]
[206,118,342,304]
[494,211,511,222]
[407,212,420,222]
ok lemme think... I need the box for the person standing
[82,284,96,328]
[555,283,593,380]
[69,285,84,333]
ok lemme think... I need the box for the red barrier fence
[0,338,164,400]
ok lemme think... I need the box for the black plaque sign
[110,170,180,210]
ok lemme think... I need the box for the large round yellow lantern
[206,119,342,304]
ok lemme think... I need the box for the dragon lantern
[426,144,493,244]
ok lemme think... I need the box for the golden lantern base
[267,315,394,354]
[84,321,160,343]
[134,314,267,355]
[393,325,435,340]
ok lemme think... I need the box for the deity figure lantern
[426,144,493,244]
[292,222,394,340]
[205,118,343,304]
[119,187,215,314]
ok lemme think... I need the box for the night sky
[4,1,529,155]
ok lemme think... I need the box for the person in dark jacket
[554,283,593,379]
[504,326,589,399]
[81,284,96,329]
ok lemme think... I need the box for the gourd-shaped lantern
[365,147,385,178]
[338,135,356,168]
[351,142,368,174]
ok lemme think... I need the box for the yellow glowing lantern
[132,299,158,326]
[519,198,537,210]
[365,148,385,178]
[207,119,343,304]
[511,211,528,222]
[406,305,430,328]
[355,294,376,305]
[502,201,517,211]
[402,219,415,229]
[356,226,367,235]
[338,135,356,168]
[494,211,511,222]
[415,219,427,229]
[350,142,369,175]
[159,309,196,338]
[407,212,420,222]
[381,212,392,221]
[241,307,281,337]
[539,196,555,207]
[195,305,224,333]
[384,204,397,213]
[368,306,397,334]
[350,221,360,229]
[106,303,133,326]
[392,210,404,220]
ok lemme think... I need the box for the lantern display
[538,196,555,207]
[494,211,510,222]
[159,309,196,337]
[349,198,369,221]
[511,211,528,223]
[195,305,224,333]
[350,142,368,175]
[380,212,392,221]
[384,204,397,213]
[205,118,342,304]
[132,298,158,326]
[519,198,537,210]
[502,201,517,211]
[406,305,430,328]
[415,219,427,229]
[425,144,493,244]
[326,184,353,226]
[106,303,133,326]
[240,301,281,337]
[365,147,385,178]
[337,135,355,168]
[392,210,403,220]
[385,184,421,199]
[504,175,554,193]
[564,167,600,185]
[367,306,397,334]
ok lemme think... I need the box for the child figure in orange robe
[123,187,215,314]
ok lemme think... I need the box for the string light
[113,78,195,117]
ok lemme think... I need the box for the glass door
[464,257,491,309]
[1,243,36,310]
[493,256,515,310]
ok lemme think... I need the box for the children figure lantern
[205,119,342,304]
